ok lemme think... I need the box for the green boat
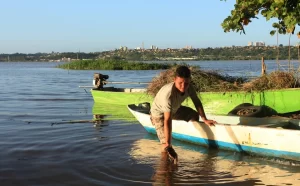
[90,72,300,115]
[91,87,300,115]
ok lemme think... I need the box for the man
[150,65,216,164]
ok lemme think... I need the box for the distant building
[119,46,128,51]
[254,41,265,46]
[184,45,193,49]
[62,57,71,62]
[248,41,265,46]
[150,45,158,50]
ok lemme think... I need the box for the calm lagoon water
[0,61,300,186]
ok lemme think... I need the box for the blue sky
[1,0,299,53]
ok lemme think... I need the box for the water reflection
[92,103,135,121]
[129,134,300,185]
[151,152,177,186]
[93,114,106,125]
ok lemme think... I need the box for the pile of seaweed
[242,71,300,91]
[146,65,300,97]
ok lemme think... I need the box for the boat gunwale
[91,87,147,93]
[92,87,300,93]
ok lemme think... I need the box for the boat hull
[200,88,300,114]
[128,104,300,162]
[91,88,153,105]
[92,102,136,120]
[92,88,300,114]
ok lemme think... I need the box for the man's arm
[196,102,216,126]
[163,111,178,164]
[196,101,207,121]
[163,111,172,148]
[188,85,216,126]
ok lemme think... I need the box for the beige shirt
[150,82,201,118]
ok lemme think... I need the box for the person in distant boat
[150,65,217,164]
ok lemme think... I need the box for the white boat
[127,103,300,162]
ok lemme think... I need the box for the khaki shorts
[150,106,198,144]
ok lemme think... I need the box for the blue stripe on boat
[144,126,300,161]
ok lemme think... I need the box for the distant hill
[1,46,299,62]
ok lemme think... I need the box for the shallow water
[1,61,300,186]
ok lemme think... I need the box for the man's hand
[203,119,217,126]
[165,146,178,164]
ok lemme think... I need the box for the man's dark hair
[175,65,191,78]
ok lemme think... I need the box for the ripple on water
[1,62,300,185]
[127,136,300,186]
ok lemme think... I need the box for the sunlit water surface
[0,61,300,186]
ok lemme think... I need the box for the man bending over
[150,65,216,164]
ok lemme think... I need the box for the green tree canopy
[221,0,300,36]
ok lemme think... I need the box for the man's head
[174,65,191,93]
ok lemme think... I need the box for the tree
[221,0,300,37]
